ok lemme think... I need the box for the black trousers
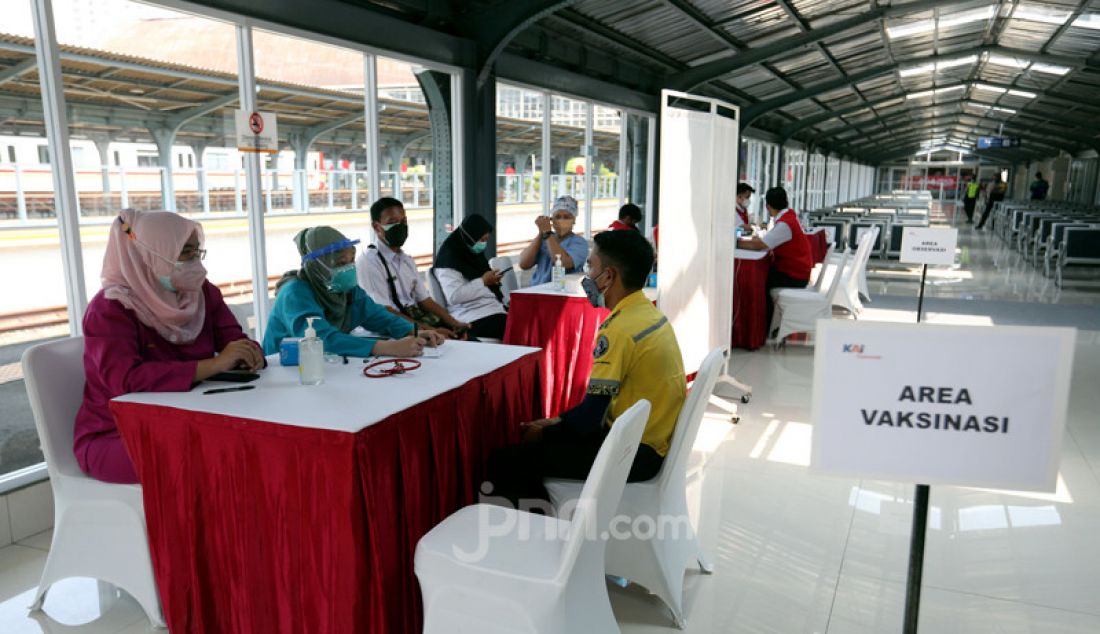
[976,198,1001,229]
[963,197,977,221]
[468,312,508,341]
[484,427,664,511]
[765,268,810,330]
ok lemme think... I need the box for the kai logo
[842,343,865,354]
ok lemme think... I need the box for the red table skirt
[113,353,541,634]
[808,230,830,264]
[732,256,772,351]
[504,292,608,418]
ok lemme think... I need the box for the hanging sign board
[900,227,958,265]
[976,137,1021,149]
[235,110,279,154]
[811,321,1075,492]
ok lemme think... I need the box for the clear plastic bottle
[298,316,324,385]
[551,253,565,291]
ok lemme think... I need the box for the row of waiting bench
[803,192,932,260]
[990,200,1100,287]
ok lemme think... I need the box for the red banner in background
[904,175,958,190]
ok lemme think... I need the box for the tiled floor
[2,212,1099,633]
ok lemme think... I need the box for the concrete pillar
[92,137,112,214]
[149,128,177,212]
[289,133,311,213]
[190,141,210,214]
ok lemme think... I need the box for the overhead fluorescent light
[974,83,1006,93]
[941,6,997,29]
[907,89,935,100]
[967,102,992,110]
[1007,89,1037,98]
[887,19,934,39]
[935,85,965,95]
[988,54,1030,69]
[888,6,994,39]
[906,85,964,100]
[993,106,1017,114]
[1073,13,1100,29]
[1031,63,1070,75]
[1012,5,1071,26]
[900,63,935,77]
[938,55,978,70]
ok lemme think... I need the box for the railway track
[0,242,527,335]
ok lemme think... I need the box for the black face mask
[381,222,409,249]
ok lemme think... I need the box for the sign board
[235,110,278,154]
[811,321,1075,492]
[900,227,958,265]
[977,136,1021,150]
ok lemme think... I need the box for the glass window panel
[623,113,652,225]
[0,1,72,476]
[53,0,245,326]
[376,56,435,261]
[549,94,587,228]
[494,83,543,251]
[252,30,368,282]
[591,105,621,231]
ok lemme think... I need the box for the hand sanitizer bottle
[552,253,565,291]
[298,316,324,385]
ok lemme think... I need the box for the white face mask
[160,259,207,293]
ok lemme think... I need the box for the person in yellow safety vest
[963,178,981,224]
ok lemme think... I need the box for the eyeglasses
[179,247,207,261]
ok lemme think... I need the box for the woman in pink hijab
[75,209,264,483]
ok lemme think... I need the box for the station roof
[313,0,1100,163]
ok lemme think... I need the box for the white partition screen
[656,91,738,373]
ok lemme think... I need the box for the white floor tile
[828,571,1100,634]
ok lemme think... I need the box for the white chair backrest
[812,244,837,292]
[656,348,725,495]
[825,250,851,306]
[489,255,518,305]
[556,399,650,584]
[227,301,253,336]
[846,229,874,296]
[427,268,448,308]
[21,336,86,481]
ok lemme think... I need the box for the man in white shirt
[357,197,470,338]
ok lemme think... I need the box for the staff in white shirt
[357,197,469,339]
[432,214,509,341]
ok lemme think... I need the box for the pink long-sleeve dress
[74,281,258,483]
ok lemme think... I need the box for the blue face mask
[158,275,176,293]
[470,241,487,254]
[328,263,359,293]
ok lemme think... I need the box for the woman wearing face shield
[264,226,442,358]
[75,209,265,484]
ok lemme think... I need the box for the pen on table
[203,385,256,395]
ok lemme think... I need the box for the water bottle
[552,253,565,291]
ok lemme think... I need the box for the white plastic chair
[427,268,448,308]
[825,226,875,304]
[226,301,254,337]
[20,337,165,628]
[769,250,850,346]
[834,227,876,317]
[414,400,652,634]
[544,348,726,628]
[489,255,519,307]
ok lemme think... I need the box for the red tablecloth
[504,292,608,418]
[808,230,829,264]
[731,255,772,350]
[113,353,540,634]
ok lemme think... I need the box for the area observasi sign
[811,320,1075,492]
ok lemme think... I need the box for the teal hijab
[276,226,357,332]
